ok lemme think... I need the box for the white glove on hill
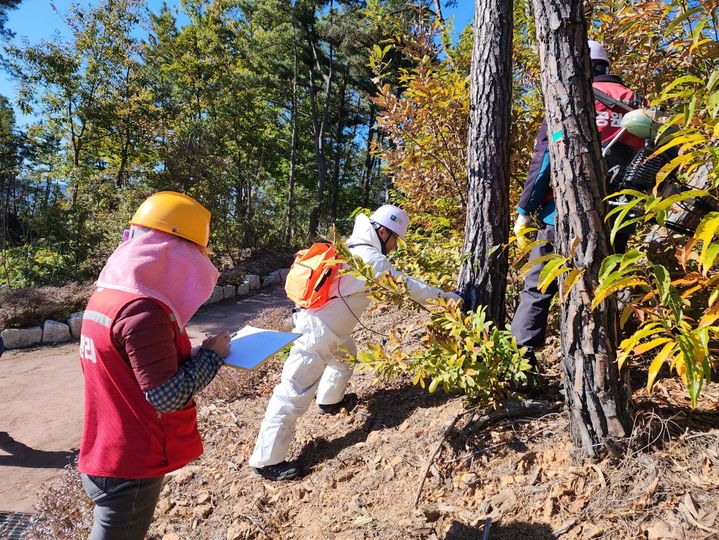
[513,214,533,251]
[513,214,532,236]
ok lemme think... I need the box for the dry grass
[0,281,94,328]
[0,251,294,329]
[23,457,93,540]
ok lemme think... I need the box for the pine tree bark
[361,102,376,208]
[304,11,333,237]
[530,0,633,456]
[285,43,299,245]
[457,0,513,327]
[116,65,132,188]
[330,75,348,224]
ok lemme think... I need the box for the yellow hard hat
[129,191,211,247]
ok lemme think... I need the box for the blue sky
[0,1,474,127]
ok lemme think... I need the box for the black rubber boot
[318,393,357,415]
[253,461,299,481]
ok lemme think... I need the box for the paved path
[0,285,290,512]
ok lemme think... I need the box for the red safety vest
[592,80,646,150]
[78,288,203,478]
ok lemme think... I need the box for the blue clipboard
[223,326,301,370]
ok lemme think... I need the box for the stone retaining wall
[0,268,291,350]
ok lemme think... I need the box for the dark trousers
[82,473,164,540]
[510,223,629,351]
[511,225,558,351]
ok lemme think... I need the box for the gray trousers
[511,224,558,351]
[510,223,629,351]
[82,473,164,540]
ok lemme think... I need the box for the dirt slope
[22,303,719,540]
[145,370,719,540]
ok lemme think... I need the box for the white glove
[513,214,532,236]
[513,214,533,251]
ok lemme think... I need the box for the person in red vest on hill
[510,40,646,373]
[78,191,231,539]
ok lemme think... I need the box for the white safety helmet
[588,40,610,64]
[369,204,410,239]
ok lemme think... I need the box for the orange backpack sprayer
[284,243,341,309]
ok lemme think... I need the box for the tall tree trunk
[116,66,132,188]
[304,10,334,237]
[431,0,455,70]
[457,0,513,327]
[340,98,360,190]
[432,0,445,23]
[361,102,376,208]
[235,149,245,221]
[330,75,348,224]
[0,173,8,247]
[531,0,633,456]
[285,43,299,245]
[116,121,131,188]
[382,134,392,201]
[307,62,331,236]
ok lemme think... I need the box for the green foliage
[335,239,530,405]
[1,0,402,288]
[390,212,464,291]
[590,0,719,408]
[357,301,531,403]
[591,0,719,190]
[650,67,719,188]
[368,12,470,223]
[1,245,70,288]
[593,211,719,407]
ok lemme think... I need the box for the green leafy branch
[335,239,531,405]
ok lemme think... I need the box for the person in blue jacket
[510,40,645,368]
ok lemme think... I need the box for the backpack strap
[593,88,644,113]
[346,242,375,250]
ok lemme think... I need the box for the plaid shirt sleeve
[145,348,224,413]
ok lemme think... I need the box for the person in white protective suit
[249,205,461,480]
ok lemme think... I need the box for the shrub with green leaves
[594,212,719,408]
[336,240,530,405]
[390,212,465,292]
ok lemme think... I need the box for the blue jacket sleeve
[517,120,551,215]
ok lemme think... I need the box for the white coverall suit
[249,213,454,468]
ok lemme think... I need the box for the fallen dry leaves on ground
[25,305,719,540]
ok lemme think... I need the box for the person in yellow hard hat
[78,191,231,540]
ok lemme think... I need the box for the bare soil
[0,342,83,513]
[8,298,719,539]
[139,307,719,540]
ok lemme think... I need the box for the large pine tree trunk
[285,44,299,245]
[304,11,333,237]
[307,61,331,237]
[361,103,376,208]
[531,0,633,456]
[457,0,513,327]
[330,75,348,224]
